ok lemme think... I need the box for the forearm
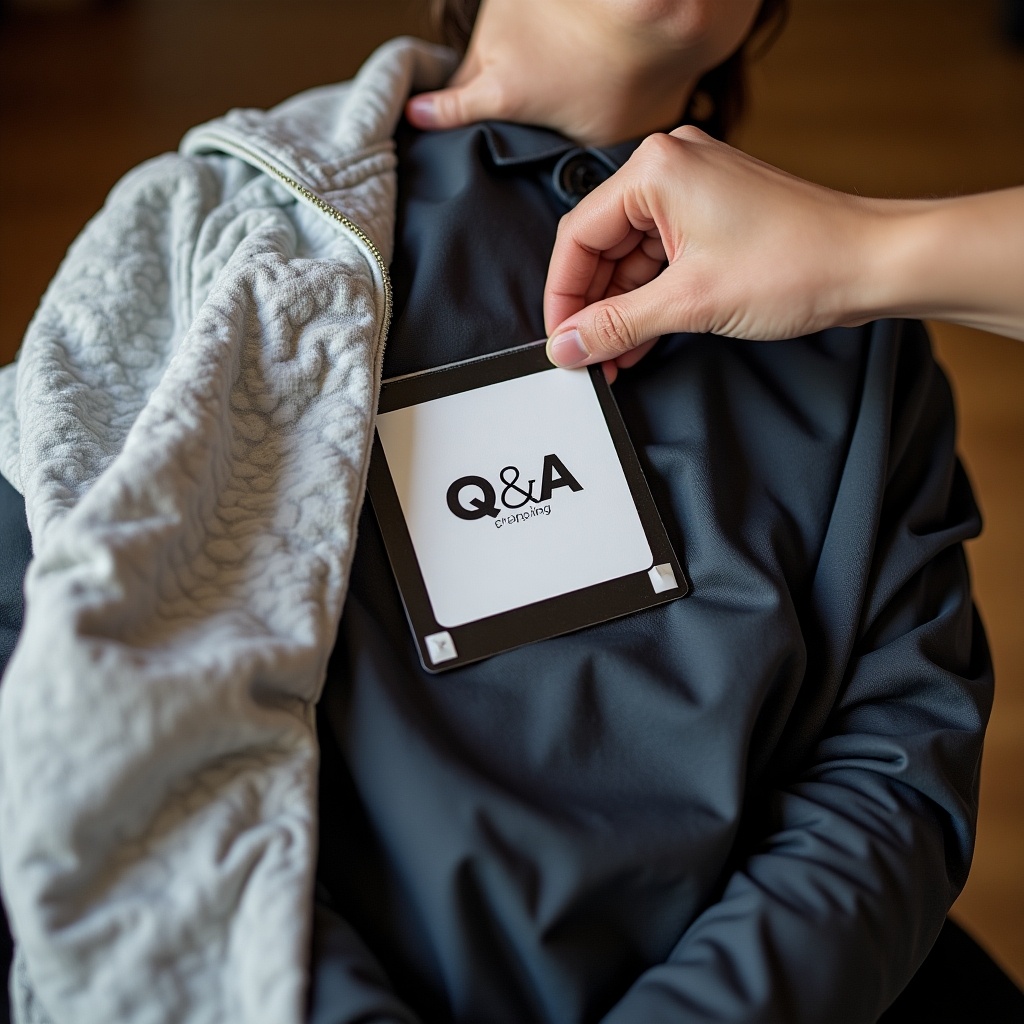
[544,130,1024,364]
[857,187,1024,340]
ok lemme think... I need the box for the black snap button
[552,149,616,208]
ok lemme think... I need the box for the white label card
[376,366,654,627]
[368,341,687,672]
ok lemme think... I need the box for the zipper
[189,132,398,665]
[190,135,393,348]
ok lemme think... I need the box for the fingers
[614,338,658,370]
[405,71,506,130]
[543,136,686,333]
[667,123,714,146]
[605,241,665,299]
[547,271,695,367]
[543,193,655,334]
[406,88,474,130]
[597,337,659,386]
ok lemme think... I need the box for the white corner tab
[648,563,678,594]
[425,631,458,664]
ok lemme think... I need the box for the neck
[451,0,701,147]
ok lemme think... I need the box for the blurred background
[1,0,1022,990]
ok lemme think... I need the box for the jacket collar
[180,36,648,259]
[481,121,644,171]
[180,37,459,258]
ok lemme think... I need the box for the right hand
[543,126,876,374]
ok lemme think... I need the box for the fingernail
[407,95,438,127]
[547,329,589,368]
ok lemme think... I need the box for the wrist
[848,195,1009,328]
[841,197,934,325]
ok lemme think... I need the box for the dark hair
[427,0,789,140]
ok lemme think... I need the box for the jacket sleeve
[307,898,422,1024]
[601,324,993,1024]
[1,137,395,1022]
[4,150,213,541]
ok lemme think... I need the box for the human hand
[543,126,877,378]
[404,1,698,147]
[405,7,600,140]
[405,47,515,133]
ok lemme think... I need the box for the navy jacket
[308,122,994,1023]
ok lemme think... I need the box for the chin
[587,0,761,58]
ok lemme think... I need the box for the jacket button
[553,150,616,208]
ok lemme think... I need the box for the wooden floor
[2,0,1022,988]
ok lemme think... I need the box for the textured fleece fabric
[0,36,455,1024]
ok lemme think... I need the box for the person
[0,2,996,1023]
[534,131,1024,376]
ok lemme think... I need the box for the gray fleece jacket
[0,36,454,1024]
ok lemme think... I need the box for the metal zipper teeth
[235,148,393,344]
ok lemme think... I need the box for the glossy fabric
[307,122,993,1023]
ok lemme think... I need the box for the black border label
[368,341,688,673]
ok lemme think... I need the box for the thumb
[405,76,502,130]
[546,273,694,368]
